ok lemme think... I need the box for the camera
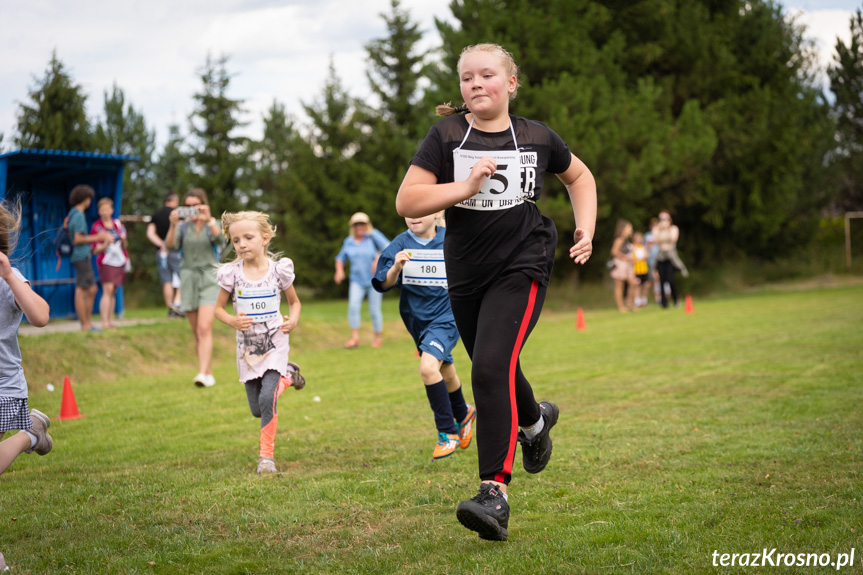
[176,206,199,220]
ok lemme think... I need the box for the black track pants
[449,271,545,485]
[656,259,678,308]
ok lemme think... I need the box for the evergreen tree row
[5,0,861,295]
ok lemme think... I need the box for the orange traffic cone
[684,295,694,314]
[58,376,82,420]
[576,307,587,331]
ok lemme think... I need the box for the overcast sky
[0,0,858,152]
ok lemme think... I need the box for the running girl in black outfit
[396,43,597,541]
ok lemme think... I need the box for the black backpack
[53,218,73,270]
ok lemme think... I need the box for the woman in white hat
[334,212,390,348]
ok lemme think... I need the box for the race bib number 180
[236,286,280,323]
[402,249,447,288]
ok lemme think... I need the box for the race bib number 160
[236,286,280,323]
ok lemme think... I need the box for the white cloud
[786,6,855,91]
[2,1,853,152]
[0,0,451,150]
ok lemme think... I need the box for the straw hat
[349,212,371,226]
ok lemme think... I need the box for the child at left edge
[214,211,302,475]
[372,211,475,460]
[0,200,52,477]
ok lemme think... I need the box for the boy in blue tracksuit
[373,212,475,460]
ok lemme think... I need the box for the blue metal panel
[0,149,136,320]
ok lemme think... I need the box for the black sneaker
[456,483,510,541]
[517,401,559,474]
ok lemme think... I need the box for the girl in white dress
[214,211,302,474]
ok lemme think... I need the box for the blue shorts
[156,250,182,285]
[411,319,460,364]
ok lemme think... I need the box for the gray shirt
[0,268,28,398]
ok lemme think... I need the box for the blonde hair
[437,43,521,117]
[220,210,282,264]
[0,199,22,257]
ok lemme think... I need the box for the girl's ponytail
[435,102,469,117]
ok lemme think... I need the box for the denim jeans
[348,281,383,332]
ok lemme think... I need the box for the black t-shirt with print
[411,114,572,298]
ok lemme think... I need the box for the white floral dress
[217,258,295,382]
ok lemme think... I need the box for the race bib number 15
[453,149,522,211]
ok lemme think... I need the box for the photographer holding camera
[166,188,224,387]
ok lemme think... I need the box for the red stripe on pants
[495,279,539,484]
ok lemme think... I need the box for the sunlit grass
[3,285,861,574]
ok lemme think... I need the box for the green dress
[174,221,222,311]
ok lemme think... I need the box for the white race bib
[402,249,447,288]
[236,286,280,323]
[453,149,522,211]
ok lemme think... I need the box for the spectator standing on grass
[147,191,184,318]
[165,188,223,387]
[90,197,129,331]
[372,211,475,461]
[644,219,661,305]
[395,43,596,541]
[631,231,650,307]
[334,212,389,349]
[651,210,688,309]
[0,199,52,477]
[67,185,113,333]
[214,211,303,474]
[610,219,636,312]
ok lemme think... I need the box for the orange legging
[244,370,289,458]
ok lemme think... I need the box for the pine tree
[357,0,433,235]
[296,60,391,292]
[432,0,833,268]
[152,124,191,199]
[250,101,303,252]
[828,8,863,212]
[14,51,95,151]
[187,54,250,214]
[94,83,158,215]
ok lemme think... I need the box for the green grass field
[3,282,862,574]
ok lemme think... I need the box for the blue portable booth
[0,148,138,320]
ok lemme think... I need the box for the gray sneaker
[257,457,277,474]
[26,409,53,456]
[287,362,305,390]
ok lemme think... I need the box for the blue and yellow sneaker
[432,432,460,460]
